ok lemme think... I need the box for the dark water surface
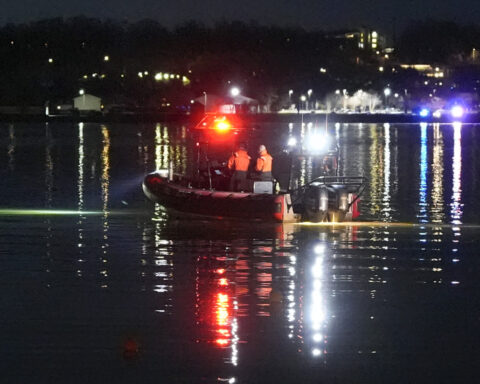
[1,122,480,383]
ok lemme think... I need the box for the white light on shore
[451,106,464,119]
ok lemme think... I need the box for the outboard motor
[303,184,329,222]
[329,189,349,222]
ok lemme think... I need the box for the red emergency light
[194,113,242,132]
[213,117,232,133]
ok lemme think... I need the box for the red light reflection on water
[215,289,232,346]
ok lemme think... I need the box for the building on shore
[73,94,102,113]
[331,28,387,51]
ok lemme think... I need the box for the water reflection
[140,219,477,381]
[382,123,391,220]
[368,124,384,217]
[431,123,444,223]
[450,122,463,262]
[450,122,463,225]
[418,123,428,222]
[155,123,170,171]
[77,123,85,277]
[1,122,480,383]
[308,242,328,358]
[77,123,85,212]
[100,125,110,285]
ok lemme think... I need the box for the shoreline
[0,112,478,124]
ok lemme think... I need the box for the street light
[384,88,391,110]
[230,87,240,97]
[288,90,294,110]
[203,91,207,113]
[300,95,307,111]
[79,89,85,109]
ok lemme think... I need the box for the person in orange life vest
[227,144,251,191]
[255,145,273,181]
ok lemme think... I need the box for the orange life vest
[228,149,250,172]
[256,150,272,173]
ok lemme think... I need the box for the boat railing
[308,175,366,187]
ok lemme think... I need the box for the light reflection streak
[299,157,307,187]
[368,125,383,216]
[418,123,428,222]
[382,123,391,219]
[211,266,239,371]
[155,123,170,170]
[77,123,85,267]
[308,243,328,358]
[154,124,169,222]
[287,251,297,341]
[0,209,103,216]
[431,124,444,223]
[151,124,173,307]
[296,221,480,230]
[101,125,110,283]
[78,123,85,211]
[450,123,463,225]
[215,292,231,345]
[152,227,173,310]
[450,123,463,262]
[300,123,306,186]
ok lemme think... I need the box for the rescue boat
[143,171,298,222]
[142,113,366,222]
[143,171,364,222]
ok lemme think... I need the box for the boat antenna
[205,143,212,190]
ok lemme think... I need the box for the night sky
[2,0,480,33]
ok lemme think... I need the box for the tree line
[1,17,479,110]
